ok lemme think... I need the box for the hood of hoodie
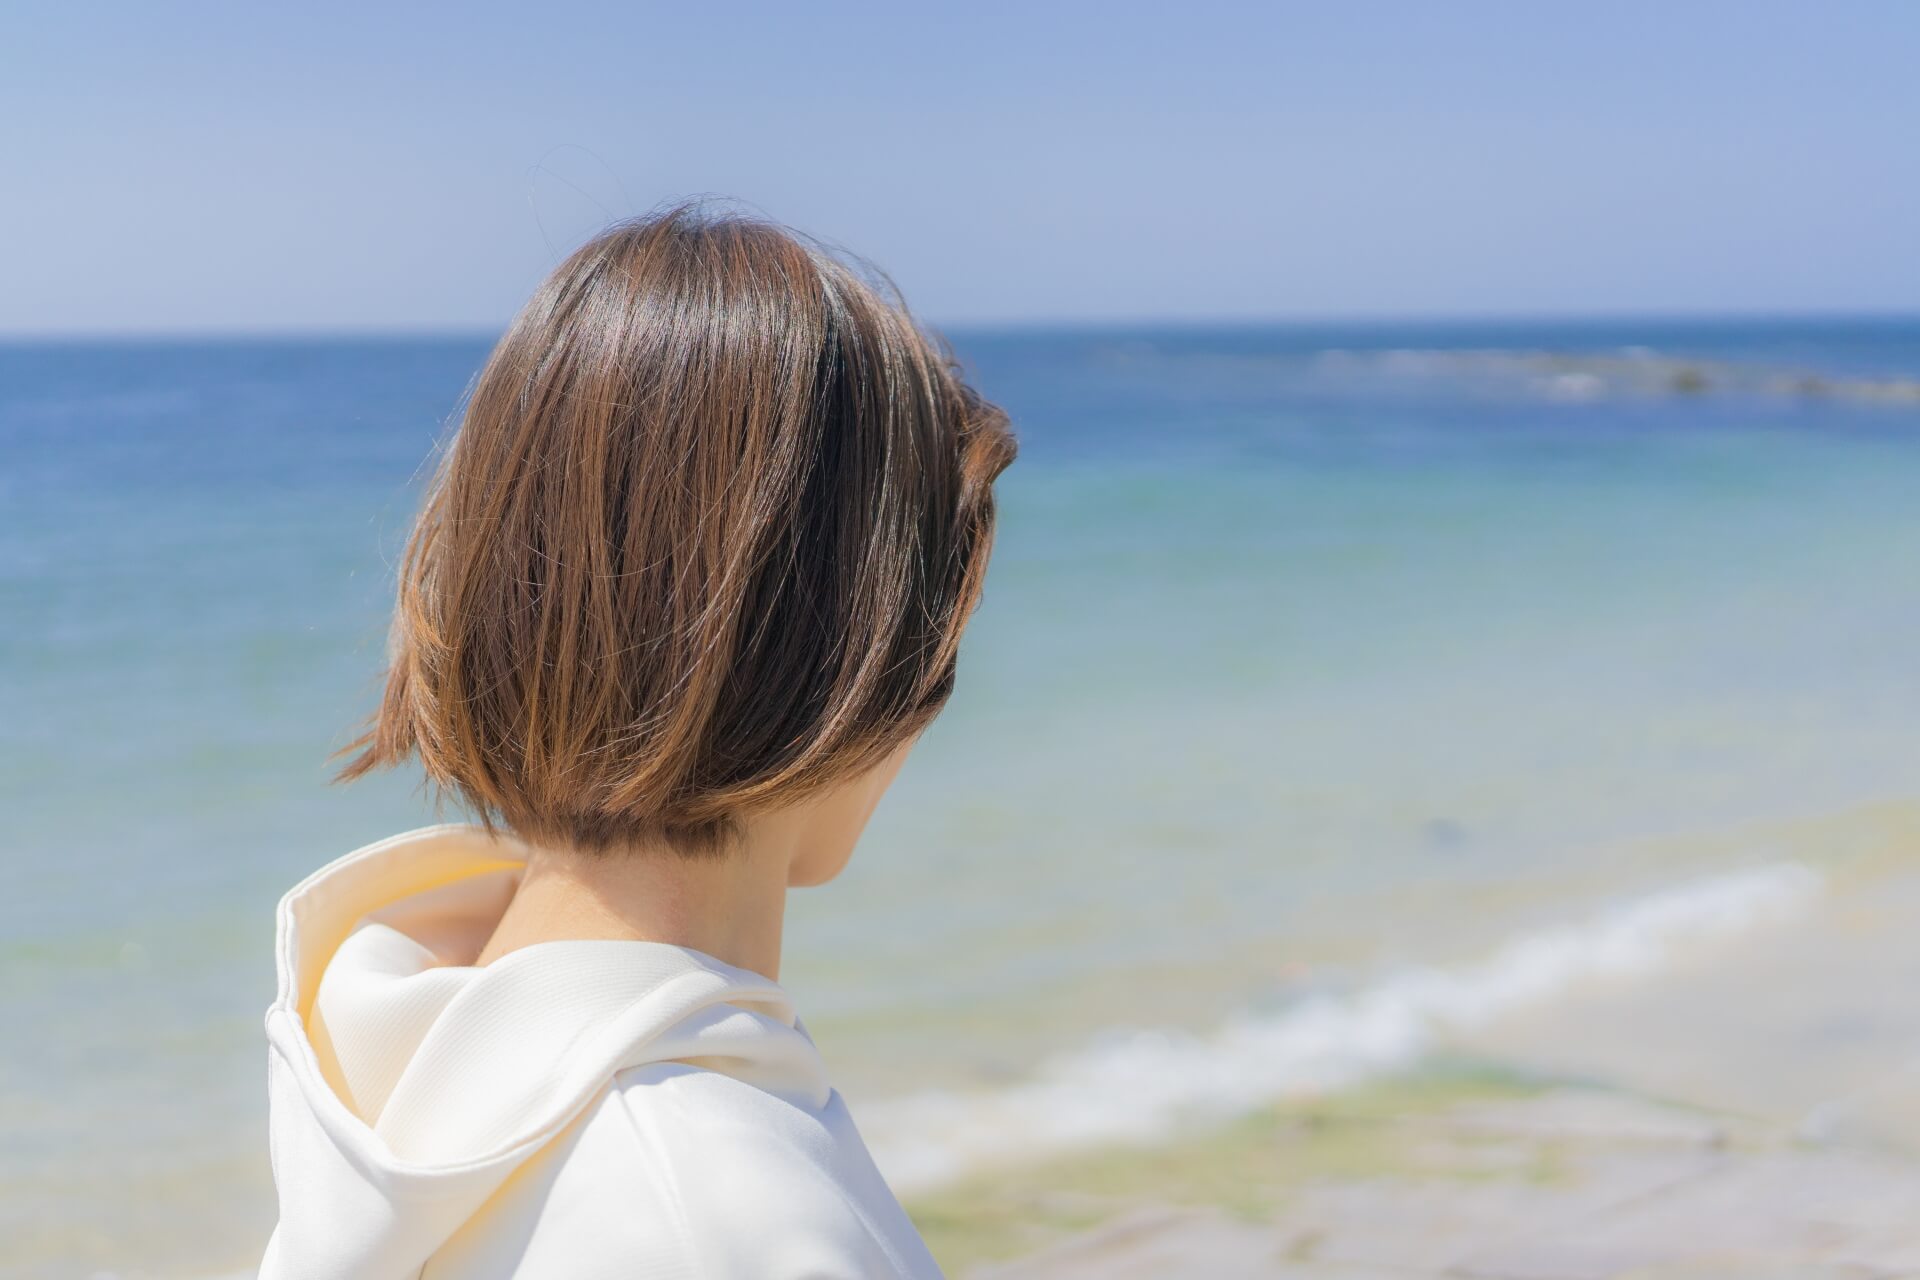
[261,824,828,1280]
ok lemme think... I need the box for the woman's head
[343,206,1015,859]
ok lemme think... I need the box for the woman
[260,206,1015,1279]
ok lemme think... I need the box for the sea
[5,318,1920,1276]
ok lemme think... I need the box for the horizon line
[4,307,1920,345]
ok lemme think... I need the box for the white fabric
[261,824,943,1279]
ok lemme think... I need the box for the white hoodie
[261,824,943,1279]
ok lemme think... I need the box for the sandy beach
[919,1075,1920,1278]
[908,802,1920,1278]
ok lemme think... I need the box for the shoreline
[857,830,1841,1195]
[906,801,1920,1276]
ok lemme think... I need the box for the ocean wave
[864,861,1823,1192]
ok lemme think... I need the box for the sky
[4,1,1918,334]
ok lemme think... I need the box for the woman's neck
[467,749,905,978]
[474,827,797,980]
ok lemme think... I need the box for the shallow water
[5,320,1920,1276]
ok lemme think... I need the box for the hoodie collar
[268,824,827,1170]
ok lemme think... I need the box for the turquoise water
[5,321,1920,1274]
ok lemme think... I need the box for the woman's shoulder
[441,1063,944,1278]
[588,1062,943,1278]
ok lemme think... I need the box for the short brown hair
[341,206,1015,855]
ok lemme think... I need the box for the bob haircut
[341,206,1016,856]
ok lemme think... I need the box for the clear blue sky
[5,1,1917,334]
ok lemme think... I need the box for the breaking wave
[864,861,1823,1192]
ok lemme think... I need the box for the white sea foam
[863,861,1824,1192]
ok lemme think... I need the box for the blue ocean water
[5,320,1920,1274]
